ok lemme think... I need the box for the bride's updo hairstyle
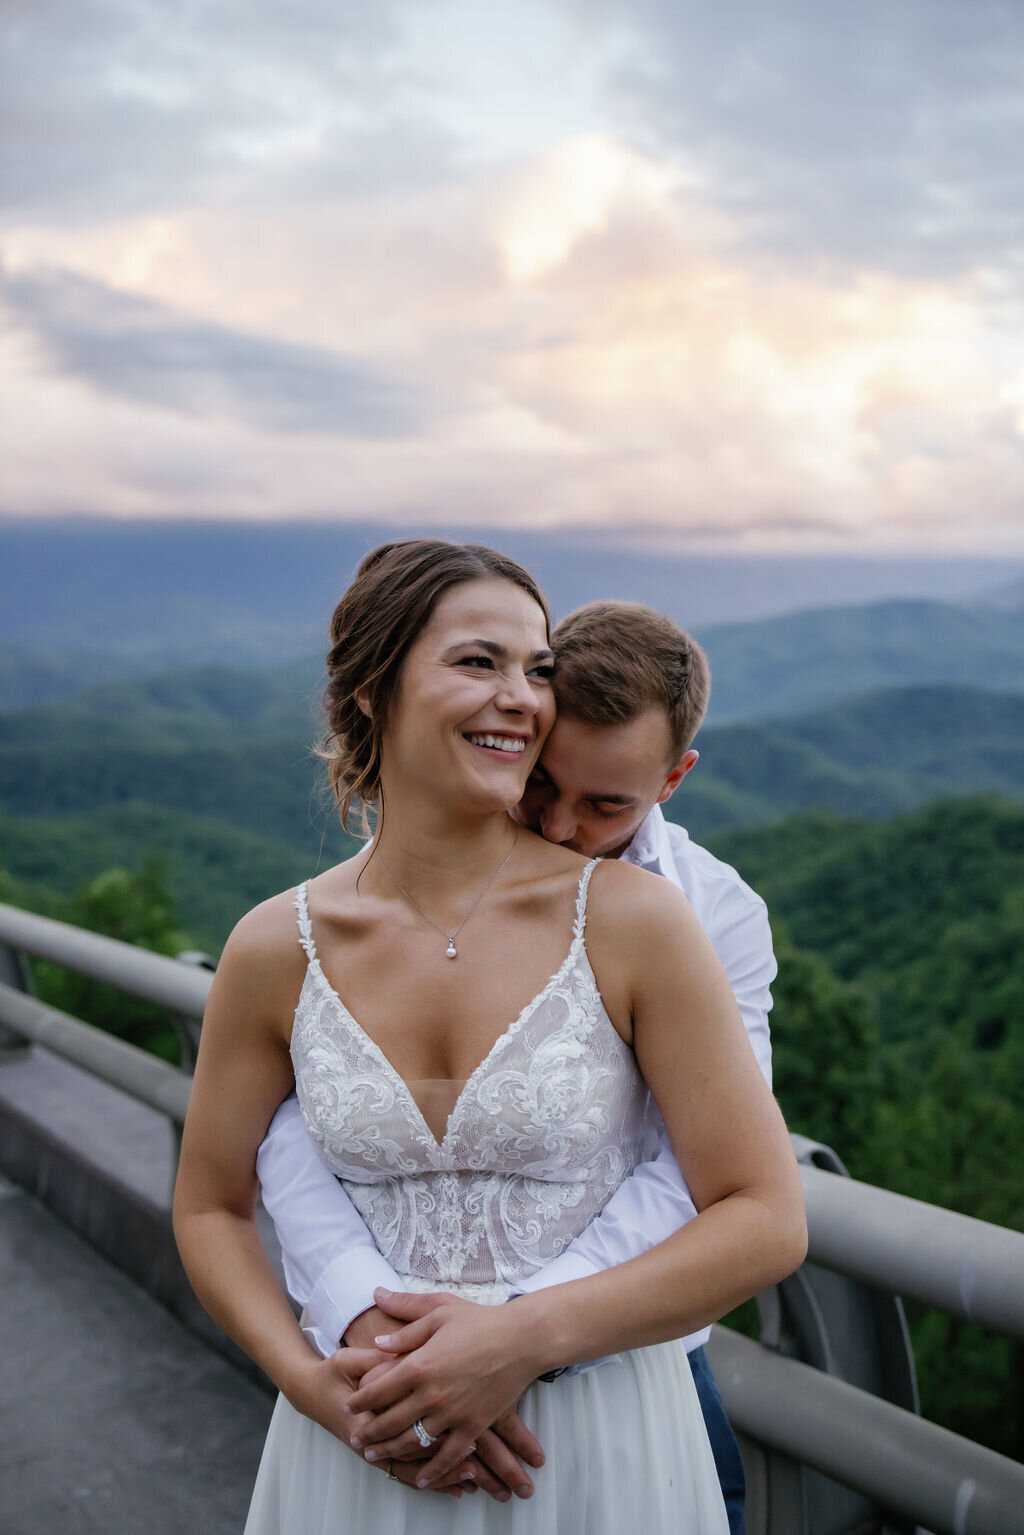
[322,539,550,833]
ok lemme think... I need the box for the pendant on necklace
[445,941,457,959]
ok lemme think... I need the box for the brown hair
[551,601,710,761]
[321,539,550,833]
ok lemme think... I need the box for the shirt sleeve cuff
[307,1248,406,1352]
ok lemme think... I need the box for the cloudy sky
[2,0,1024,551]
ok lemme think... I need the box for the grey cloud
[3,265,428,436]
[560,0,1024,275]
[619,513,865,544]
[0,0,449,218]
[249,115,463,207]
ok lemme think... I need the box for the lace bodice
[290,861,647,1301]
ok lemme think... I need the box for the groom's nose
[540,801,578,845]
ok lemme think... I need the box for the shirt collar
[621,804,686,887]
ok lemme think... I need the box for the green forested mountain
[0,659,322,749]
[0,803,357,950]
[3,679,1022,864]
[711,796,1024,1052]
[709,797,1024,1461]
[711,797,1024,1212]
[0,644,157,710]
[0,738,337,849]
[672,683,1024,839]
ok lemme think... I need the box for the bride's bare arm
[174,903,363,1412]
[172,901,472,1495]
[347,862,806,1484]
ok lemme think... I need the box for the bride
[173,539,805,1532]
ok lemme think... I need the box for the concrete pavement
[0,1172,273,1534]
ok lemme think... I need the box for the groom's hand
[343,1304,403,1354]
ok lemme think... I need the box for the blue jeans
[688,1345,746,1535]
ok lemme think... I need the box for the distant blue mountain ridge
[1,517,1020,674]
[2,592,1023,726]
[700,598,1024,723]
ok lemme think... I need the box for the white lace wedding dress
[245,862,728,1533]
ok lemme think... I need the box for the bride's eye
[459,654,494,669]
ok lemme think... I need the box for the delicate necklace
[377,827,519,960]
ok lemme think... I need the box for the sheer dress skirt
[244,1337,728,1535]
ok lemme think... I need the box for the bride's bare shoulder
[586,858,701,949]
[515,826,591,880]
[215,886,309,995]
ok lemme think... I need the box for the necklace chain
[378,827,519,959]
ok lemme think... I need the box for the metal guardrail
[708,1327,1024,1535]
[2,899,1024,1534]
[0,981,191,1122]
[0,901,211,1018]
[798,1147,1024,1342]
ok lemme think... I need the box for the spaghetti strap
[293,881,317,962]
[572,858,602,942]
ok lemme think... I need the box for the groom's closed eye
[589,801,631,819]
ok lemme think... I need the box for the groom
[258,600,774,1535]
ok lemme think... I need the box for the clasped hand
[344,1288,547,1499]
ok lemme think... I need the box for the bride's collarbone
[315,927,577,1078]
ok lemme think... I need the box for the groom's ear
[656,749,698,805]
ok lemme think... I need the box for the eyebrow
[445,638,555,663]
[531,762,635,804]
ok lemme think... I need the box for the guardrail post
[171,951,216,1072]
[726,1134,920,1535]
[0,941,32,1060]
[166,950,215,1188]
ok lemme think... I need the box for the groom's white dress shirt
[257,805,775,1362]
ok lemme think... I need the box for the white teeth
[467,734,525,753]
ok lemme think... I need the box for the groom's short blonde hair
[552,601,710,763]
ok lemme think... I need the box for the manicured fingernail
[350,1436,362,1449]
[416,1477,429,1489]
[374,1334,391,1346]
[374,1287,392,1299]
[460,1470,476,1482]
[364,1450,377,1462]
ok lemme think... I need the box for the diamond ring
[413,1418,437,1448]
